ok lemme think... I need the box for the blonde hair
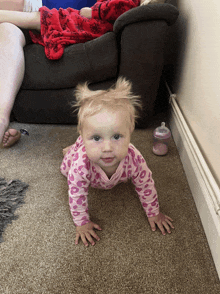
[73,77,142,133]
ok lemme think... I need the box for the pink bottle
[153,122,171,156]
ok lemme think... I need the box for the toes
[3,129,21,147]
[3,132,10,139]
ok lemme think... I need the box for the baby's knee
[0,23,26,46]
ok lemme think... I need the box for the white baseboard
[169,95,220,279]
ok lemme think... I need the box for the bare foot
[63,145,73,156]
[2,129,21,147]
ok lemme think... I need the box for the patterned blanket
[30,0,140,59]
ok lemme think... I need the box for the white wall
[171,0,220,186]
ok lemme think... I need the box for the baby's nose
[103,140,112,151]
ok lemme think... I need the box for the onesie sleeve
[130,147,160,218]
[60,137,92,227]
[67,167,91,227]
[92,0,140,22]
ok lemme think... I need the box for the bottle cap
[153,122,171,140]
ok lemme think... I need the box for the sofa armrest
[114,4,179,128]
[113,4,179,35]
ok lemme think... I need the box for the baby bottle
[153,122,171,156]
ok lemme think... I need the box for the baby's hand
[148,212,174,235]
[80,7,92,18]
[62,145,73,156]
[75,221,102,246]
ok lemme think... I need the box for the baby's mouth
[101,157,114,163]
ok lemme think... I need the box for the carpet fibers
[0,121,219,294]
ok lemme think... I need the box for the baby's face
[81,108,132,176]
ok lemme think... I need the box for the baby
[60,77,174,246]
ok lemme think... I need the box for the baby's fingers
[81,233,89,247]
[160,219,174,235]
[90,230,100,242]
[165,215,174,222]
[75,232,89,247]
[75,233,80,245]
[149,220,157,232]
[85,232,96,246]
[164,215,175,230]
[157,222,166,235]
[162,221,172,234]
[165,219,175,229]
[93,223,102,231]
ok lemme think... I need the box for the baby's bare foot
[2,129,21,147]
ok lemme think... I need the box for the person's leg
[0,10,40,30]
[0,23,26,147]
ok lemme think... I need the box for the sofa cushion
[13,79,117,124]
[21,32,118,90]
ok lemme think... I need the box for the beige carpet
[0,121,220,294]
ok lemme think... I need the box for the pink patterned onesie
[60,136,159,226]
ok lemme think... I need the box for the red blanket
[30,0,140,60]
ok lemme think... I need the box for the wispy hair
[72,77,142,133]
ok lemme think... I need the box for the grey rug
[0,178,28,242]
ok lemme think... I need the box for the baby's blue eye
[113,134,121,140]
